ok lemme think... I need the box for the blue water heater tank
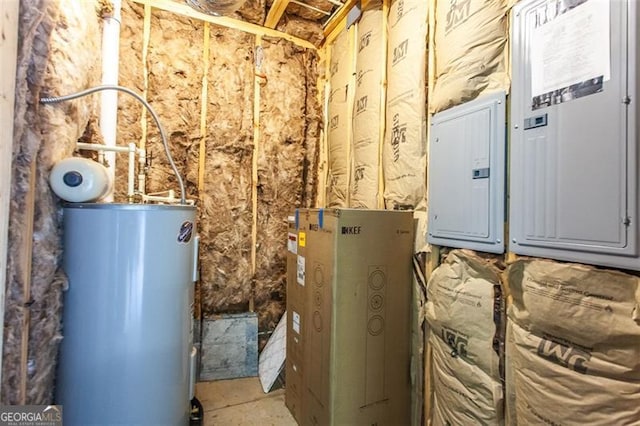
[56,203,198,425]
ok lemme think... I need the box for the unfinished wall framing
[118,0,321,343]
[2,0,322,402]
[320,0,428,211]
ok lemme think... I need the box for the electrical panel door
[509,0,638,269]
[428,91,506,254]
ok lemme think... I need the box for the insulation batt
[431,0,511,113]
[255,39,320,334]
[425,250,505,381]
[146,9,202,201]
[113,0,321,341]
[302,51,322,203]
[236,0,267,24]
[285,0,334,21]
[425,250,506,425]
[326,29,351,207]
[350,6,384,209]
[506,259,640,425]
[383,0,428,210]
[4,0,101,403]
[201,27,255,315]
[277,15,324,47]
[430,334,504,426]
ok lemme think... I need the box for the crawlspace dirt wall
[255,38,320,334]
[3,0,102,403]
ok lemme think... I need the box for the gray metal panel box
[428,91,506,254]
[509,0,639,269]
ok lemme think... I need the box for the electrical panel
[509,0,639,269]
[428,91,506,254]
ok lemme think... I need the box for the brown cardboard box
[285,216,307,422]
[290,208,413,425]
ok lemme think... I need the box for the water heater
[56,203,198,425]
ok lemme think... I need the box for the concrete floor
[196,377,297,426]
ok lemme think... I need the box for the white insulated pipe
[128,143,136,200]
[100,0,122,202]
[76,142,145,201]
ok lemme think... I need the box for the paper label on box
[293,311,301,334]
[299,232,306,247]
[297,256,305,286]
[287,232,298,254]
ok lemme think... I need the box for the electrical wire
[40,84,186,205]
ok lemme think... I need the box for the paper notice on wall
[293,311,301,334]
[530,0,610,110]
[288,232,298,254]
[297,255,305,286]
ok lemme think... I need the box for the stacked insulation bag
[505,260,640,425]
[326,29,351,207]
[350,3,384,209]
[425,250,506,425]
[430,0,511,113]
[383,0,428,210]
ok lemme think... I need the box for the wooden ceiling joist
[264,0,291,28]
[134,0,316,49]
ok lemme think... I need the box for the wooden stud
[316,43,331,207]
[264,0,291,29]
[133,0,316,50]
[19,161,37,404]
[0,0,20,389]
[377,0,389,209]
[506,252,519,264]
[198,22,211,195]
[250,35,263,313]
[315,47,329,208]
[424,0,437,421]
[423,340,433,426]
[140,3,152,154]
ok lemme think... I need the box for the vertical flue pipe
[100,0,122,202]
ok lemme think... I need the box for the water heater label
[178,221,194,243]
[297,256,306,286]
[299,232,306,247]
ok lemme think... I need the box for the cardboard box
[285,216,307,422]
[289,209,413,425]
